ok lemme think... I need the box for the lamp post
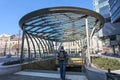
[4,40,8,56]
[9,43,11,55]
[18,30,21,57]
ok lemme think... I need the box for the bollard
[108,68,111,73]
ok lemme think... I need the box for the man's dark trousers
[59,60,66,80]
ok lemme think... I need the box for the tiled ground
[0,70,88,80]
[0,74,62,80]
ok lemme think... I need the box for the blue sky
[0,0,93,35]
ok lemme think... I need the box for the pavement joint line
[15,71,88,80]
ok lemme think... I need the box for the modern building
[108,0,120,55]
[93,0,111,37]
[93,0,110,52]
[109,0,120,23]
[93,0,120,55]
[93,0,110,22]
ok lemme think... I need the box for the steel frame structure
[19,6,105,64]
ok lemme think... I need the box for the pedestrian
[57,46,68,80]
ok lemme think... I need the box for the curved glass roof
[19,6,105,42]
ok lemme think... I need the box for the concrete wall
[85,66,107,80]
[0,64,21,75]
[22,59,56,70]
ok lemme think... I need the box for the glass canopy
[19,6,105,42]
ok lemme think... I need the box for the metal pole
[4,40,7,56]
[85,17,91,66]
[18,30,20,57]
[20,29,25,63]
[55,41,57,57]
[69,42,70,54]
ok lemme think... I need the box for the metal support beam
[41,39,48,58]
[37,38,45,54]
[20,28,25,63]
[33,36,41,58]
[44,40,50,54]
[85,17,91,66]
[25,35,31,59]
[51,41,55,54]
[48,40,54,54]
[28,35,37,58]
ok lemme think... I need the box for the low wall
[22,59,56,70]
[85,66,107,80]
[0,64,22,75]
[0,58,56,75]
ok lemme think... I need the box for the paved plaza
[0,70,88,80]
[0,74,61,80]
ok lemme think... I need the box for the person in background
[57,46,68,80]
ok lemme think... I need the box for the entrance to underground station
[19,6,105,71]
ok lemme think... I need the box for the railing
[24,53,56,60]
[56,53,83,68]
[23,53,83,64]
[26,53,82,59]
[68,53,82,58]
[106,73,120,80]
[106,69,120,80]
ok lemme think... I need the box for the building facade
[109,0,120,55]
[0,34,21,56]
[0,33,84,57]
[93,0,120,55]
[93,0,110,53]
[93,0,110,21]
[109,0,120,23]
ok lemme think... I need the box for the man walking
[57,46,68,80]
